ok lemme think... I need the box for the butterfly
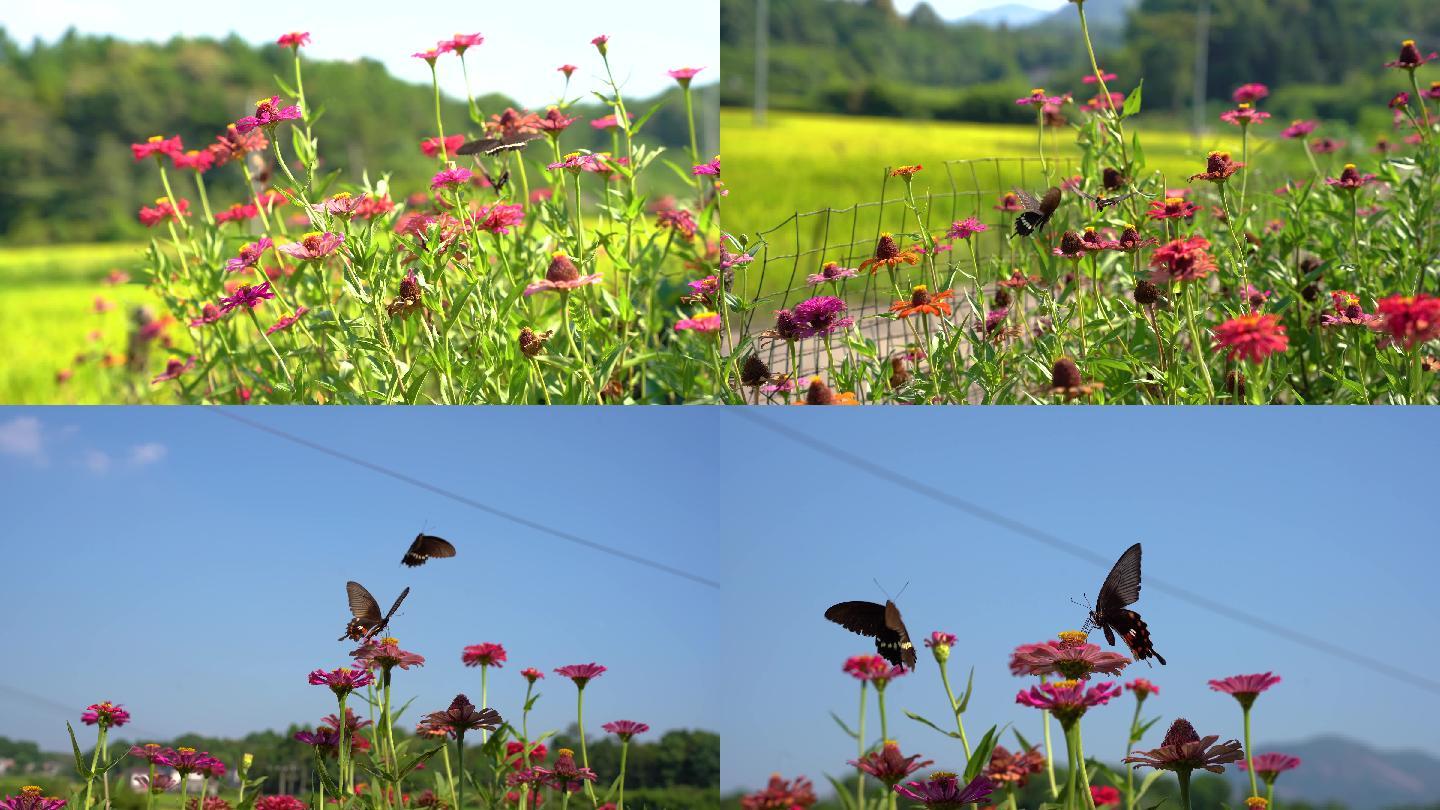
[1073,189,1144,210]
[481,168,510,192]
[339,581,410,641]
[456,133,540,156]
[401,533,457,567]
[1083,543,1166,665]
[824,600,916,669]
[1012,187,1062,237]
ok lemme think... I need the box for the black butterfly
[456,133,540,156]
[481,169,510,192]
[824,600,916,669]
[401,533,457,567]
[339,581,410,641]
[1012,187,1062,237]
[1084,543,1166,665]
[1074,189,1142,210]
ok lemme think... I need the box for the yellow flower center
[912,284,928,293]
[381,636,399,645]
[22,787,42,796]
[1030,88,1045,95]
[882,739,898,748]
[1164,197,1184,206]
[1053,679,1081,690]
[332,192,353,200]
[303,231,324,241]
[154,197,170,205]
[1058,630,1089,646]
[1212,151,1229,159]
[558,748,574,757]
[179,747,196,755]
[148,135,164,143]
[809,376,823,385]
[693,311,718,319]
[563,151,581,161]
[1238,103,1251,110]
[929,771,958,781]
[1403,39,1415,47]
[255,97,273,107]
[1344,163,1357,170]
[1246,798,1269,810]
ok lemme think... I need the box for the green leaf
[1134,769,1165,804]
[234,778,268,810]
[1122,79,1144,119]
[398,745,445,780]
[523,692,543,712]
[599,773,623,804]
[65,722,88,780]
[904,710,960,740]
[630,100,668,135]
[829,711,859,740]
[954,667,976,714]
[963,725,1004,783]
[312,750,341,796]
[1013,728,1034,752]
[823,775,858,810]
[352,759,393,784]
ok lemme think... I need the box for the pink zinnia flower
[266,308,309,335]
[81,701,131,728]
[668,67,704,87]
[549,151,603,172]
[558,64,578,77]
[130,744,167,764]
[1149,235,1216,284]
[1208,672,1282,708]
[462,643,507,668]
[1232,83,1269,103]
[172,149,215,173]
[278,231,344,261]
[946,217,987,240]
[218,282,275,314]
[420,134,465,157]
[537,107,580,134]
[1325,163,1377,190]
[791,295,852,338]
[152,357,196,384]
[590,113,634,131]
[1127,678,1160,699]
[1240,753,1301,783]
[277,32,310,49]
[138,198,190,227]
[255,798,304,810]
[1385,39,1438,70]
[1220,104,1270,126]
[850,741,933,788]
[1016,88,1064,106]
[1281,120,1317,139]
[189,304,225,328]
[1016,679,1122,726]
[131,135,183,162]
[806,262,858,286]
[1310,137,1344,154]
[1082,71,1117,84]
[1214,315,1288,364]
[1147,196,1199,220]
[894,774,995,808]
[413,49,441,65]
[602,720,649,741]
[235,96,302,134]
[1124,718,1245,774]
[1011,633,1130,680]
[308,665,374,698]
[675,312,722,332]
[525,253,603,296]
[431,167,473,190]
[226,238,273,273]
[1377,294,1440,349]
[521,668,544,683]
[352,637,425,671]
[843,654,890,681]
[591,35,609,54]
[445,33,483,55]
[1091,785,1121,807]
[312,193,364,217]
[693,156,721,176]
[554,663,606,688]
[1,787,67,810]
[477,204,525,235]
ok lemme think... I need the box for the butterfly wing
[883,600,917,669]
[1096,543,1143,614]
[488,134,539,154]
[824,601,888,638]
[456,138,500,157]
[1109,608,1166,665]
[1014,211,1046,237]
[1012,187,1042,212]
[402,533,457,567]
[1039,187,1062,216]
[341,581,382,640]
[1074,189,1099,203]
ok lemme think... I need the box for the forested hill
[0,28,717,244]
[721,0,1440,125]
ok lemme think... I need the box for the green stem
[1124,699,1142,810]
[480,665,490,744]
[1177,770,1192,810]
[938,662,972,759]
[1073,722,1096,810]
[577,687,597,805]
[617,740,629,810]
[857,682,868,810]
[877,685,890,743]
[193,171,214,225]
[683,85,701,169]
[337,694,350,799]
[430,64,447,160]
[1043,707,1059,800]
[456,732,466,810]
[156,163,192,234]
[1183,283,1216,402]
[1243,707,1258,798]
[441,744,458,810]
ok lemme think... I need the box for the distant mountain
[958,3,1050,27]
[1223,735,1440,810]
[1033,0,1134,29]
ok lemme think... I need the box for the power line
[0,683,168,741]
[205,410,719,589]
[727,409,1440,696]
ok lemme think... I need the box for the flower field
[720,18,1440,404]
[736,632,1296,810]
[27,29,720,404]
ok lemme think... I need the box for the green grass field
[721,107,1328,243]
[0,242,169,403]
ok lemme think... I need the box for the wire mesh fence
[733,156,1082,384]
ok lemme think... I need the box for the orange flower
[890,285,954,318]
[890,165,923,178]
[792,377,859,405]
[859,233,921,274]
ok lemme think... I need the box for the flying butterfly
[339,581,410,641]
[456,133,541,156]
[1074,189,1145,210]
[1083,543,1166,665]
[401,533,457,567]
[481,168,510,193]
[1012,186,1062,237]
[824,600,916,669]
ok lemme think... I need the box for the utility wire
[206,409,719,589]
[0,683,168,740]
[728,409,1440,696]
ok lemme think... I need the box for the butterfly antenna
[872,578,892,600]
[894,581,911,600]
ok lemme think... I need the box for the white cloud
[129,443,167,466]
[83,450,113,474]
[0,417,45,462]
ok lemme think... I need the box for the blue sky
[716,407,1440,793]
[897,0,1067,17]
[0,407,718,751]
[0,0,718,108]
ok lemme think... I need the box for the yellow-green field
[722,107,1316,243]
[0,242,167,403]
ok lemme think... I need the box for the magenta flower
[894,773,995,809]
[1385,39,1438,70]
[554,663,607,688]
[792,295,853,338]
[412,49,441,65]
[1126,678,1160,699]
[1,787,67,810]
[189,303,225,328]
[254,798,305,810]
[1016,679,1121,726]
[1016,88,1064,106]
[524,253,603,296]
[668,67,704,87]
[1232,83,1269,103]
[558,64,578,77]
[549,151,603,172]
[311,193,365,217]
[80,701,130,728]
[851,741,933,788]
[602,720,649,741]
[307,665,374,698]
[843,654,890,681]
[924,631,957,650]
[591,34,610,54]
[462,643,507,668]
[1326,164,1378,190]
[159,748,211,777]
[218,282,275,314]
[946,217,988,240]
[807,262,858,286]
[235,96,301,133]
[1082,71,1118,84]
[539,748,598,793]
[720,244,754,271]
[226,238,273,273]
[130,743,167,764]
[445,33,484,55]
[293,727,342,755]
[277,32,310,49]
[152,357,196,384]
[351,637,425,671]
[431,167,473,190]
[693,156,721,176]
[197,757,226,779]
[131,135,183,162]
[1220,104,1271,126]
[1281,120,1317,139]
[589,113,634,131]
[1311,137,1344,154]
[1011,633,1130,680]
[278,232,344,261]
[1208,672,1281,709]
[1240,753,1301,783]
[135,775,175,795]
[675,312,722,332]
[521,667,545,683]
[1124,718,1244,774]
[423,694,502,738]
[870,664,908,689]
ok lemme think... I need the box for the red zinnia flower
[521,667,544,683]
[1149,236,1216,284]
[554,663,606,688]
[1376,293,1440,349]
[1325,163,1377,190]
[1214,314,1288,364]
[1208,672,1282,709]
[843,654,890,681]
[1231,83,1269,103]
[740,775,816,810]
[172,149,215,173]
[81,701,131,728]
[1126,678,1160,699]
[1091,785,1121,806]
[462,643,507,668]
[1189,151,1243,183]
[850,741,932,787]
[601,720,649,741]
[277,32,310,49]
[420,135,465,158]
[131,135,183,162]
[1221,104,1270,126]
[985,746,1046,787]
[1385,39,1437,70]
[1281,120,1317,139]
[1015,679,1121,726]
[890,286,954,318]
